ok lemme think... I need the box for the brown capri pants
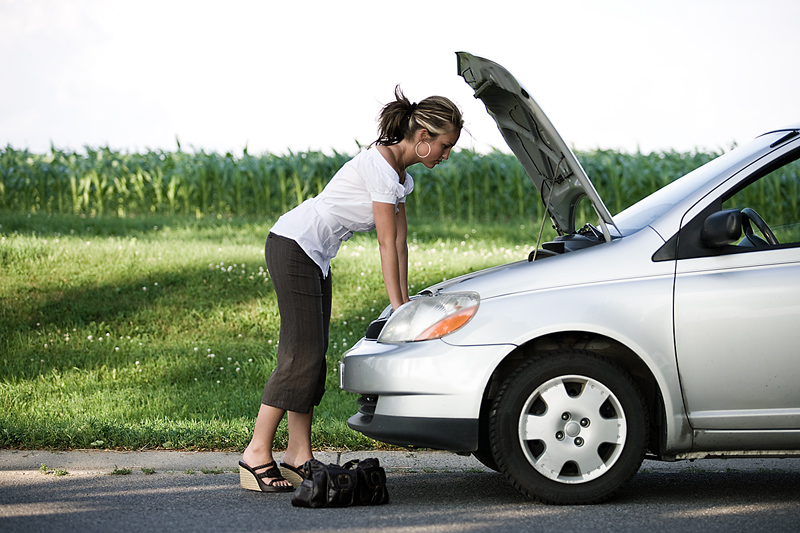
[261,232,332,413]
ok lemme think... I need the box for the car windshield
[612,133,786,234]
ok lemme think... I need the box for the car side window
[720,153,800,247]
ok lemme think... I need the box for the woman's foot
[279,461,306,486]
[277,451,313,486]
[242,449,292,489]
[238,460,293,492]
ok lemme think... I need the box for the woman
[239,86,463,492]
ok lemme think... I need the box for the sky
[2,0,799,157]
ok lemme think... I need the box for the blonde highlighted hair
[374,85,463,146]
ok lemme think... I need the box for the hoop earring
[415,141,432,159]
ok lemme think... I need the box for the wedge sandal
[238,460,293,493]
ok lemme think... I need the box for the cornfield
[0,145,722,222]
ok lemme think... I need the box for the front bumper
[339,337,514,451]
[348,410,479,451]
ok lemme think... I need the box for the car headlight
[377,292,480,343]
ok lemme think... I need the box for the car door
[673,144,800,432]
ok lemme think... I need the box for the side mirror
[701,209,742,247]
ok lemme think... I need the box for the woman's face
[420,129,461,168]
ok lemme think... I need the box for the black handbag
[290,458,389,508]
[348,458,390,505]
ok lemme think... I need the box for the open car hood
[457,52,616,239]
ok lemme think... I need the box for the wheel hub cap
[518,375,627,484]
[565,421,581,438]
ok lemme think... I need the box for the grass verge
[1,213,547,451]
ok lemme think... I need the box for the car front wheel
[489,350,648,504]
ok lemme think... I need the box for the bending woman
[239,86,464,492]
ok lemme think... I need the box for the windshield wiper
[578,223,604,240]
[770,130,799,148]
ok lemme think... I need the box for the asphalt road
[2,450,799,532]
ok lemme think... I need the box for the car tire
[489,349,648,504]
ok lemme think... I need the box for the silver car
[339,52,800,504]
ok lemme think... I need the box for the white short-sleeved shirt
[270,148,413,277]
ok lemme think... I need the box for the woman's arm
[373,201,409,310]
[395,202,409,302]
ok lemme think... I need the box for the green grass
[1,213,542,451]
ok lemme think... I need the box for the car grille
[356,395,378,421]
[365,318,387,340]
